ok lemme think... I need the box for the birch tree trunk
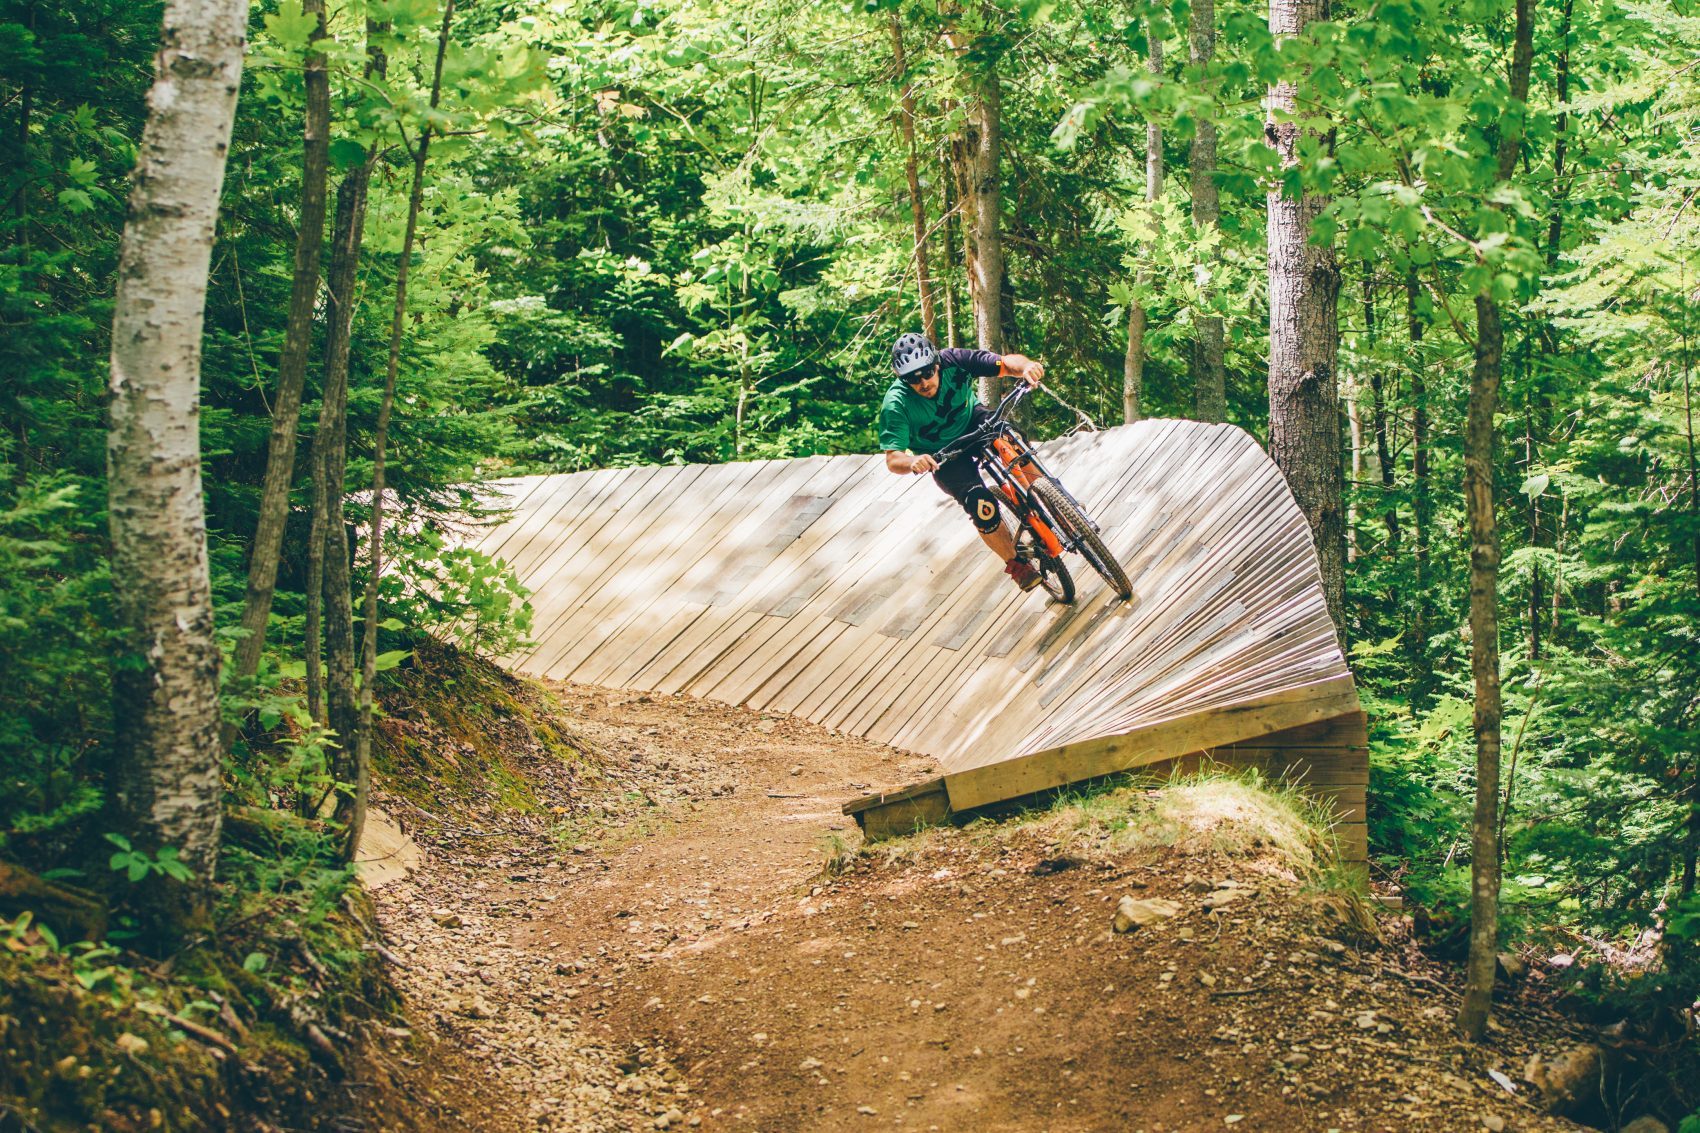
[1190,0,1227,422]
[892,17,937,343]
[106,0,248,919]
[348,0,455,860]
[1266,0,1344,637]
[1123,20,1162,425]
[230,0,330,696]
[1457,0,1534,1043]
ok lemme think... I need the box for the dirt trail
[373,686,1590,1133]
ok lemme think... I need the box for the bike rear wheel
[1030,477,1133,600]
[1034,550,1074,604]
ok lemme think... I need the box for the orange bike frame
[990,436,1064,558]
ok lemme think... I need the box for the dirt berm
[367,669,1597,1133]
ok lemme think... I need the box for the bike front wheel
[1030,477,1133,601]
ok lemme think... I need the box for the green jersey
[878,348,1002,455]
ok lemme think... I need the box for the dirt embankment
[370,681,1597,1133]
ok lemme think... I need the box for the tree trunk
[965,64,1006,401]
[1678,261,1699,896]
[892,17,937,343]
[307,28,386,736]
[1458,291,1508,1040]
[231,0,332,698]
[1122,20,1162,423]
[1365,272,1398,548]
[949,121,980,353]
[1123,19,1163,424]
[1265,0,1344,639]
[1190,0,1227,423]
[1345,372,1362,563]
[1545,0,1573,269]
[1457,0,1533,1043]
[940,169,960,348]
[1526,400,1543,660]
[349,0,455,861]
[1407,269,1432,686]
[105,0,248,927]
[306,167,373,753]
[10,3,32,249]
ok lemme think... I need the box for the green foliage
[378,530,535,658]
[103,835,194,884]
[5,1,1700,1107]
[0,466,110,861]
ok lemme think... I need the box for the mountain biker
[880,331,1048,591]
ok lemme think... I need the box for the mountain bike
[932,384,1133,604]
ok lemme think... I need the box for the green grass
[857,766,1356,890]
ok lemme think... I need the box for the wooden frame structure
[470,421,1367,861]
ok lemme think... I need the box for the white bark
[107,0,249,884]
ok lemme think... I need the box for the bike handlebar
[930,382,1034,464]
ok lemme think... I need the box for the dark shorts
[931,405,1001,530]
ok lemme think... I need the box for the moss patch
[373,639,592,828]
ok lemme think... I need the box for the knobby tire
[1035,551,1074,604]
[1030,477,1133,600]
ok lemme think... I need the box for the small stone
[1480,1116,1505,1132]
[1198,972,1217,988]
[1620,1118,1670,1133]
[1282,1052,1311,1069]
[800,1058,824,1071]
[432,907,462,928]
[115,1033,148,1056]
[1496,951,1528,982]
[857,1105,878,1116]
[1202,888,1248,911]
[789,765,803,776]
[1114,896,1182,933]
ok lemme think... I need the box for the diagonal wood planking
[470,420,1367,858]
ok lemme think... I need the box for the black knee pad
[964,486,1002,533]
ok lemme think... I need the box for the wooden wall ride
[470,420,1368,861]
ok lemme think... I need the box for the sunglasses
[904,365,938,387]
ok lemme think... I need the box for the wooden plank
[851,778,951,841]
[942,678,1362,811]
[508,464,674,669]
[525,462,716,675]
[472,473,585,565]
[563,459,777,687]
